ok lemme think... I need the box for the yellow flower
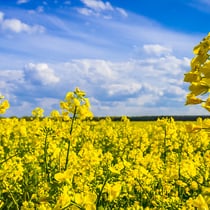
[176,180,187,187]
[54,172,67,183]
[105,182,122,202]
[0,100,10,114]
[31,107,44,118]
[185,123,202,132]
[0,200,4,209]
[54,171,72,184]
[190,181,198,190]
[184,33,210,113]
[185,94,203,105]
[191,54,209,69]
[65,92,74,101]
[200,61,210,78]
[189,82,209,96]
[54,186,71,209]
[74,192,97,210]
[73,98,80,107]
[74,87,86,97]
[202,99,210,113]
[193,44,201,55]
[202,187,210,196]
[184,72,200,82]
[192,194,209,210]
[60,87,93,119]
[50,110,60,118]
[60,101,69,110]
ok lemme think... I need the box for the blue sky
[1,0,210,117]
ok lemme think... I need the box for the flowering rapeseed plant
[184,32,210,112]
[0,95,10,114]
[59,87,93,170]
[184,34,210,209]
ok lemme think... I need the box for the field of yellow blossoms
[0,87,210,210]
[1,33,210,209]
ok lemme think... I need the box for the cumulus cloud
[0,69,24,106]
[81,0,113,11]
[0,11,45,33]
[143,44,172,56]
[107,83,142,96]
[0,69,23,83]
[78,0,128,17]
[0,49,199,117]
[23,63,60,85]
[77,8,94,16]
[54,49,190,110]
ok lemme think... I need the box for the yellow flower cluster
[0,115,209,209]
[0,95,10,115]
[184,32,210,111]
[32,107,44,118]
[60,87,93,120]
[0,87,209,209]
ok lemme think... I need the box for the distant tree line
[93,115,210,121]
[1,115,210,121]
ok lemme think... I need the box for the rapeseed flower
[192,194,209,210]
[185,93,203,105]
[32,107,44,118]
[0,97,10,114]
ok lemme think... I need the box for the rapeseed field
[0,33,210,210]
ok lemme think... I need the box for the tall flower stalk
[60,87,93,170]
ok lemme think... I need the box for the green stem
[3,182,19,210]
[44,130,50,181]
[96,172,110,209]
[65,107,77,170]
[0,152,19,165]
[62,201,83,210]
[178,142,183,180]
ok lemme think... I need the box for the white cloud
[107,83,142,96]
[116,7,128,17]
[81,0,113,11]
[24,63,60,85]
[55,51,189,109]
[78,0,127,18]
[77,8,94,16]
[2,19,31,33]
[0,51,202,117]
[0,69,24,105]
[0,69,23,82]
[143,44,172,56]
[0,12,45,33]
[71,59,117,81]
[36,97,60,112]
[0,12,4,22]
